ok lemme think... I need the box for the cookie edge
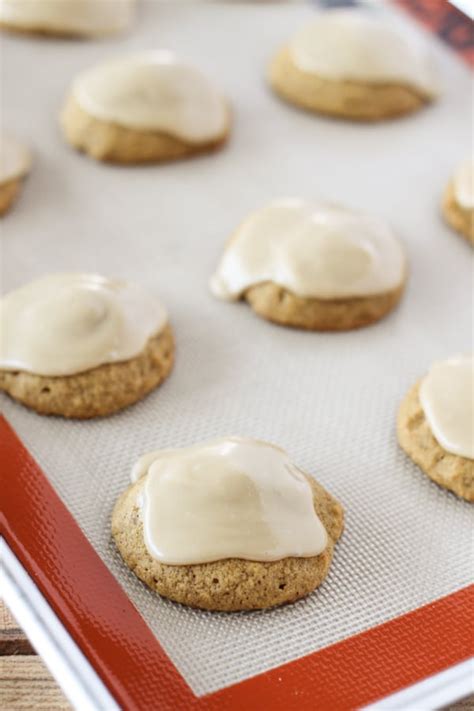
[397,380,474,502]
[268,46,432,122]
[243,278,406,331]
[442,181,474,245]
[0,323,175,418]
[60,95,231,164]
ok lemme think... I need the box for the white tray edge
[2,539,472,710]
[0,539,119,711]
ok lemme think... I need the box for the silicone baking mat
[1,1,473,709]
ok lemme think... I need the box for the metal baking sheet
[1,0,472,698]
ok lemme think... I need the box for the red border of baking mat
[394,0,474,66]
[1,416,473,711]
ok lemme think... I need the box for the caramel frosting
[0,133,31,186]
[72,51,228,143]
[288,9,439,97]
[419,356,474,460]
[131,437,329,565]
[0,0,135,36]
[0,273,167,376]
[453,161,474,210]
[210,199,406,301]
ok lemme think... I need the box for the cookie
[397,358,474,502]
[268,9,438,122]
[0,0,134,38]
[0,133,31,216]
[244,281,405,331]
[112,438,344,611]
[0,178,21,216]
[60,51,230,164]
[1,326,174,418]
[210,199,407,331]
[0,273,174,418]
[442,162,474,245]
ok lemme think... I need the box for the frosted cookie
[0,273,174,418]
[112,437,344,611]
[210,199,407,331]
[442,162,474,245]
[60,51,230,164]
[397,356,474,502]
[0,0,134,38]
[0,133,32,216]
[269,9,438,121]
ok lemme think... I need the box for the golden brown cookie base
[0,325,174,419]
[397,382,474,502]
[269,47,431,122]
[112,474,344,611]
[442,181,474,245]
[0,178,22,216]
[0,20,121,38]
[60,97,230,164]
[244,281,405,331]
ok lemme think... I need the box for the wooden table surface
[0,600,472,710]
[0,602,70,709]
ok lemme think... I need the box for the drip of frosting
[289,9,439,97]
[453,161,474,210]
[0,133,31,185]
[0,273,167,376]
[210,199,405,301]
[72,51,228,143]
[419,356,474,460]
[131,437,328,565]
[0,0,135,36]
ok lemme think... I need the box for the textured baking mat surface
[2,0,473,698]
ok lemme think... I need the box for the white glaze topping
[210,199,406,301]
[72,51,228,143]
[0,273,167,376]
[453,161,474,210]
[289,9,439,97]
[0,133,31,186]
[131,437,328,565]
[0,0,135,36]
[419,356,474,460]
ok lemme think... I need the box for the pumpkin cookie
[0,0,135,38]
[397,356,474,502]
[112,437,344,611]
[442,162,474,245]
[268,9,438,121]
[0,273,174,418]
[60,51,230,164]
[0,133,31,216]
[210,199,407,331]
